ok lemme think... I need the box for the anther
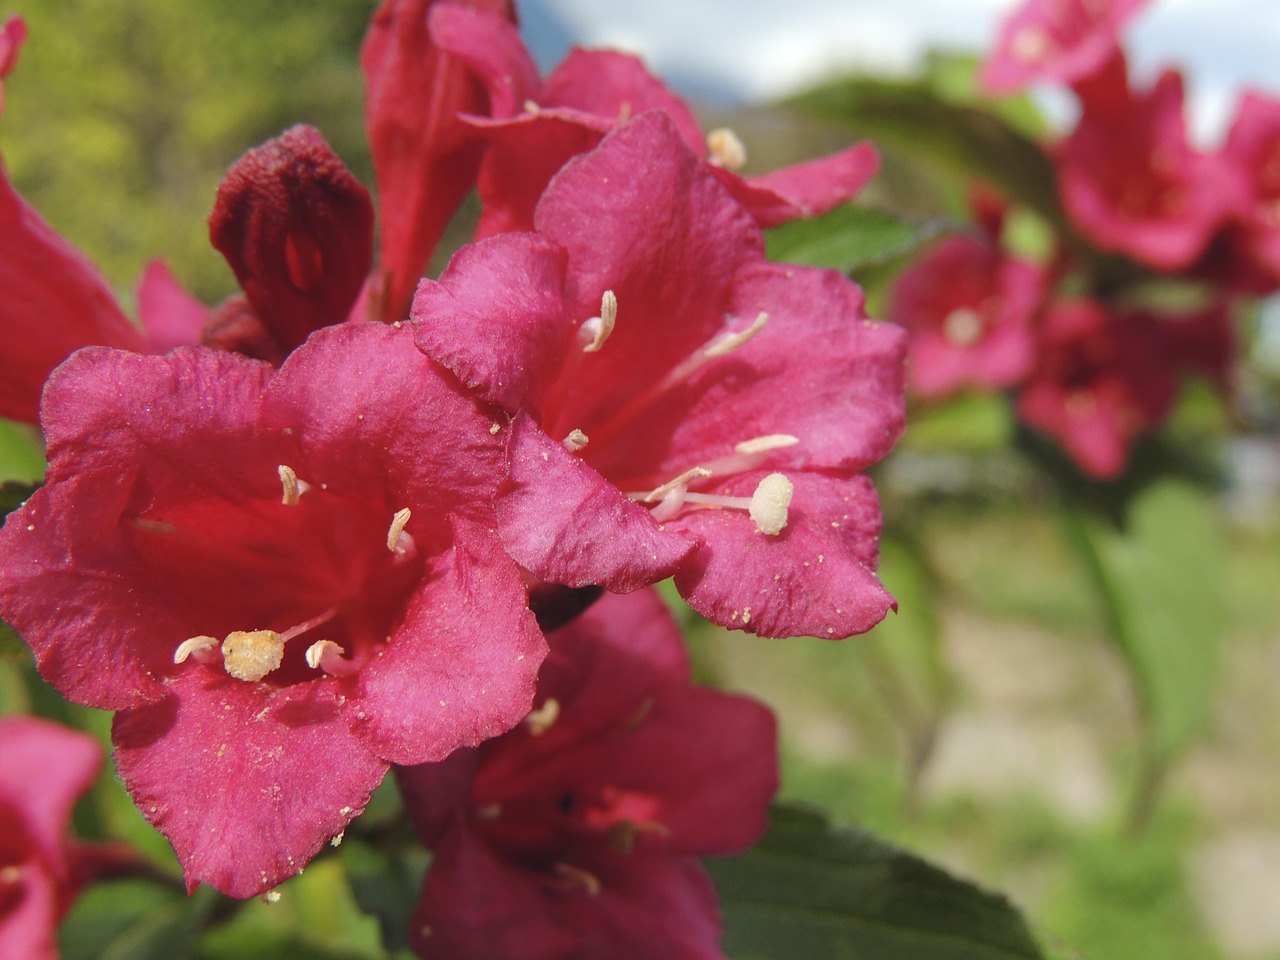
[387,508,413,553]
[525,698,560,735]
[278,464,309,506]
[554,862,602,896]
[942,307,984,347]
[222,630,285,682]
[706,127,747,171]
[174,635,221,665]
[705,312,767,358]
[305,639,358,677]
[643,467,712,503]
[580,290,617,353]
[734,434,800,455]
[749,473,794,536]
[563,429,589,452]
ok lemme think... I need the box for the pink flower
[397,589,777,960]
[414,112,907,639]
[981,0,1149,94]
[888,235,1044,398]
[0,717,106,960]
[362,0,516,321]
[426,3,878,239]
[0,323,546,898]
[1016,299,1179,477]
[1213,90,1280,287]
[1057,66,1237,270]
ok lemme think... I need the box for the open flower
[0,322,545,898]
[425,2,878,239]
[398,588,777,960]
[414,112,907,639]
[981,0,1149,94]
[888,234,1043,398]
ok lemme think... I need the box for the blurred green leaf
[0,419,45,483]
[766,204,947,273]
[710,803,1046,959]
[340,839,428,954]
[1062,480,1223,765]
[902,393,1014,452]
[0,618,29,661]
[195,926,378,960]
[60,881,213,960]
[0,480,41,520]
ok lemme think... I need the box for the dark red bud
[210,125,375,353]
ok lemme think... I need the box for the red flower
[1214,90,1280,287]
[981,0,1149,94]
[362,0,516,321]
[414,113,907,639]
[0,15,26,115]
[1016,299,1180,477]
[0,323,546,898]
[0,717,108,960]
[426,3,878,238]
[889,235,1043,398]
[397,589,777,960]
[1057,65,1237,270]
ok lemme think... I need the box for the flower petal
[135,260,207,353]
[113,672,386,898]
[711,141,880,228]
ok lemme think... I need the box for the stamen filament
[554,862,602,896]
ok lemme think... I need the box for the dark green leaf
[710,803,1045,959]
[60,881,213,960]
[0,419,45,484]
[0,618,30,661]
[195,925,378,960]
[0,480,40,520]
[766,205,947,273]
[340,839,428,954]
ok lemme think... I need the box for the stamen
[174,635,221,665]
[607,819,671,854]
[706,127,747,171]
[554,862,602,896]
[580,290,617,353]
[0,865,21,885]
[525,697,560,736]
[643,467,712,503]
[735,434,799,455]
[222,630,285,682]
[305,639,358,677]
[563,429,589,452]
[749,473,794,535]
[387,508,413,553]
[704,312,767,357]
[278,464,310,506]
[942,307,984,347]
[522,99,541,114]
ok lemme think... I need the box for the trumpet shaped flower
[0,323,546,898]
[414,113,906,639]
[398,589,777,960]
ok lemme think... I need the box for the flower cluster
[890,0,1252,479]
[0,1,906,956]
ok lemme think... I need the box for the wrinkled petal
[711,141,880,228]
[496,414,696,592]
[209,125,374,352]
[352,517,546,766]
[0,163,150,423]
[113,671,386,897]
[363,0,514,320]
[135,260,207,353]
[673,472,893,638]
[412,232,573,410]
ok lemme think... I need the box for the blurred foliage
[0,0,376,305]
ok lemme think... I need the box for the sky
[521,0,1280,144]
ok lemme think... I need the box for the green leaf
[0,419,45,484]
[60,881,214,960]
[195,925,379,960]
[710,803,1046,959]
[0,480,41,520]
[1062,479,1223,765]
[340,839,428,954]
[0,618,30,661]
[766,205,947,273]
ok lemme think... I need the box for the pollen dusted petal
[221,630,285,682]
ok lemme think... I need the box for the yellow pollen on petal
[525,697,560,735]
[706,127,748,171]
[749,473,794,536]
[582,290,618,353]
[387,508,412,552]
[734,434,800,455]
[705,312,767,357]
[563,428,590,452]
[222,630,285,682]
[174,635,220,665]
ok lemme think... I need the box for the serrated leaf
[1063,479,1223,763]
[766,205,947,273]
[710,803,1045,959]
